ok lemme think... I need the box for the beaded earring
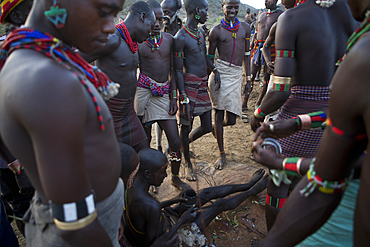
[195,14,200,20]
[44,0,67,29]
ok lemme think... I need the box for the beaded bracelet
[247,75,251,81]
[207,53,215,59]
[282,157,303,177]
[300,159,351,197]
[170,90,177,100]
[294,111,327,131]
[174,52,184,58]
[179,94,189,104]
[254,106,266,119]
[8,160,23,175]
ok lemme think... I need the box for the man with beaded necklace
[0,0,128,246]
[80,1,156,153]
[242,0,282,111]
[257,0,370,244]
[250,0,357,232]
[173,0,220,182]
[207,0,251,170]
[161,0,182,36]
[136,0,189,191]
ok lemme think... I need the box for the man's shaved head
[146,0,161,10]
[129,1,155,20]
[138,148,167,172]
[185,0,207,14]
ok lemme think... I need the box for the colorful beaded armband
[254,106,266,119]
[170,90,177,100]
[272,76,292,92]
[174,52,184,58]
[264,43,270,48]
[295,111,327,131]
[246,75,251,81]
[8,160,23,175]
[326,118,367,140]
[266,193,286,208]
[283,157,303,177]
[179,94,189,104]
[300,159,351,197]
[276,50,295,58]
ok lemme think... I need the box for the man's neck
[134,175,151,193]
[224,16,237,23]
[124,19,137,42]
[267,6,278,11]
[186,16,199,29]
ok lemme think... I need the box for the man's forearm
[262,176,342,247]
[175,71,186,94]
[258,90,290,114]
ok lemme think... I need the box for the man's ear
[195,7,200,16]
[140,12,146,22]
[144,170,151,179]
[8,9,24,25]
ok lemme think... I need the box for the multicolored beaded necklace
[0,28,118,130]
[145,32,163,52]
[294,0,307,7]
[221,17,240,66]
[336,11,370,65]
[265,8,278,16]
[116,21,138,53]
[183,25,202,45]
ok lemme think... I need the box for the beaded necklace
[294,0,307,7]
[116,21,138,53]
[315,0,335,8]
[0,28,119,130]
[221,17,240,66]
[145,32,163,52]
[183,25,202,45]
[336,11,370,65]
[265,8,278,16]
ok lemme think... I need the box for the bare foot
[185,165,196,181]
[250,168,265,184]
[149,185,158,194]
[249,175,269,194]
[214,154,227,170]
[171,176,191,191]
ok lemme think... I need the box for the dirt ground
[12,78,267,247]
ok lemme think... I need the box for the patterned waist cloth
[137,73,170,96]
[277,85,330,158]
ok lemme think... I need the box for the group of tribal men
[0,0,369,246]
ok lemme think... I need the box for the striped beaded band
[276,50,295,58]
[266,194,286,208]
[174,52,184,58]
[308,111,326,129]
[326,118,367,140]
[272,75,292,92]
[283,157,303,177]
[207,53,215,58]
[170,90,177,100]
[254,106,266,119]
[300,160,350,197]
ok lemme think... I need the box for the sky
[241,0,280,10]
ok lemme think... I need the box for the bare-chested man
[0,0,126,246]
[249,0,357,230]
[136,0,189,191]
[254,0,370,244]
[207,0,250,169]
[161,0,182,36]
[242,0,282,110]
[124,148,268,247]
[0,0,34,239]
[154,0,183,153]
[173,0,220,181]
[80,1,155,153]
[244,7,252,24]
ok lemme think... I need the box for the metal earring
[44,0,67,29]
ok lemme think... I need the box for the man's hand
[250,115,264,132]
[252,139,284,170]
[152,230,179,247]
[179,205,198,224]
[169,99,178,115]
[214,70,221,91]
[267,61,274,74]
[15,171,35,195]
[254,120,298,141]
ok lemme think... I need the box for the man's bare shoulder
[163,32,174,43]
[1,49,87,117]
[132,193,161,215]
[240,22,251,33]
